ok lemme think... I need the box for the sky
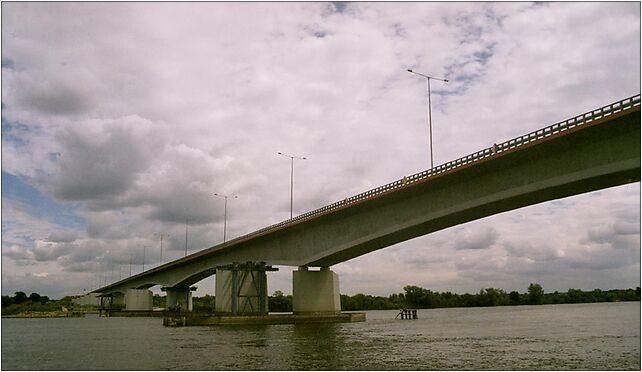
[1,2,640,299]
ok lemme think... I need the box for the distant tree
[29,293,42,303]
[39,296,50,304]
[527,283,544,305]
[509,291,520,305]
[1,295,13,307]
[268,291,291,312]
[387,293,405,308]
[340,294,356,310]
[567,288,583,303]
[13,291,27,304]
[404,286,430,308]
[192,295,216,313]
[478,288,508,307]
[152,294,165,308]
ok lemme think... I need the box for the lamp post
[184,216,189,257]
[407,69,449,169]
[142,245,148,272]
[213,193,238,243]
[154,233,169,265]
[277,152,306,219]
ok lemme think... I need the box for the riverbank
[2,310,85,319]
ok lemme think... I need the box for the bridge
[91,95,640,316]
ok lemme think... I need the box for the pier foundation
[162,286,196,312]
[124,289,153,311]
[215,262,278,315]
[292,266,341,315]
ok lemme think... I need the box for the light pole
[277,152,306,219]
[154,233,169,265]
[184,216,189,257]
[213,193,238,243]
[407,69,449,169]
[142,245,148,272]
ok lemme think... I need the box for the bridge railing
[233,94,640,244]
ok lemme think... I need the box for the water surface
[2,302,639,370]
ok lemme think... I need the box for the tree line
[192,284,641,312]
[4,284,639,314]
[395,284,640,309]
[1,292,76,315]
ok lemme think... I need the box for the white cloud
[1,2,639,298]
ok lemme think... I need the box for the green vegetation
[369,284,640,310]
[1,292,75,316]
[192,294,216,312]
[3,285,639,315]
[265,285,640,311]
[268,291,292,312]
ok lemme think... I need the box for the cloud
[16,76,90,116]
[29,272,49,278]
[1,2,639,298]
[453,226,498,250]
[32,240,75,261]
[46,231,78,243]
[2,244,35,262]
[503,241,565,262]
[48,115,163,202]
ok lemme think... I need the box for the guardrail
[234,94,641,243]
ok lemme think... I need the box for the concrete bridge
[92,95,641,315]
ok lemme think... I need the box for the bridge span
[92,95,640,315]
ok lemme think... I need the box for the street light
[407,69,449,169]
[213,193,238,243]
[277,152,307,219]
[154,233,169,265]
[184,216,189,257]
[142,245,149,272]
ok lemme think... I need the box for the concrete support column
[163,286,195,312]
[113,293,126,308]
[292,266,341,315]
[124,289,152,311]
[215,268,268,315]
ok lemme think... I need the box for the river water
[1,302,639,370]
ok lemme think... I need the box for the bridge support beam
[292,266,341,315]
[162,286,196,312]
[124,289,152,311]
[215,262,278,315]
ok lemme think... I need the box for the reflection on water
[2,302,639,370]
[291,324,343,370]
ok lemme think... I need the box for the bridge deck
[95,94,640,293]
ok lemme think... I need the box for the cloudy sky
[2,2,640,299]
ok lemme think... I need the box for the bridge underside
[307,112,639,266]
[96,105,640,295]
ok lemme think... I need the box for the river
[1,302,639,370]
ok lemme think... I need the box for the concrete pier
[215,262,277,315]
[292,266,341,315]
[124,289,153,311]
[162,286,196,312]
